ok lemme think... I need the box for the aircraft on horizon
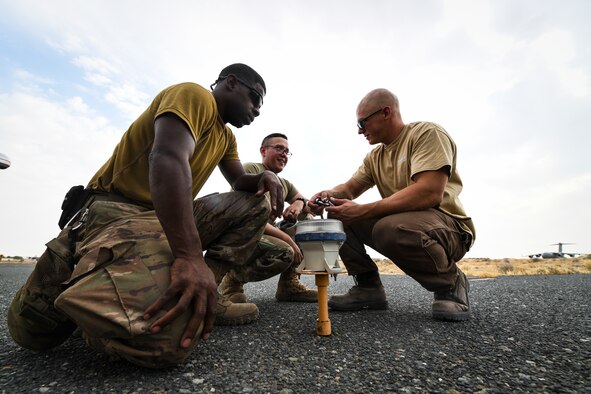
[528,242,584,259]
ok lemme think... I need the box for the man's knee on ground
[84,325,201,369]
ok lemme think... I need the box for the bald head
[356,89,405,145]
[357,89,400,115]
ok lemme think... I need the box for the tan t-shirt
[88,83,239,208]
[352,121,475,240]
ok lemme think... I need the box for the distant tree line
[0,255,26,261]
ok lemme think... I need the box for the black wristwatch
[295,197,307,207]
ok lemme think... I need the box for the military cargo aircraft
[528,242,583,259]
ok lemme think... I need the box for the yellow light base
[299,271,340,336]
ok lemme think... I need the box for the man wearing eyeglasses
[8,63,285,368]
[220,133,318,304]
[309,88,475,322]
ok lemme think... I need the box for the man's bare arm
[326,169,449,223]
[143,113,217,348]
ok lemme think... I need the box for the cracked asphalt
[1,263,589,393]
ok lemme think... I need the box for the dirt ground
[373,256,591,277]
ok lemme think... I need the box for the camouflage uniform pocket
[56,208,175,340]
[55,243,162,339]
[7,227,78,351]
[67,240,135,285]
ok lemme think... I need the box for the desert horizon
[377,256,591,277]
[3,255,590,278]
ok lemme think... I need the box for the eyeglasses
[357,108,383,130]
[210,75,264,108]
[264,144,292,157]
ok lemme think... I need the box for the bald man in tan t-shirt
[309,88,475,322]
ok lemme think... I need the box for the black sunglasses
[211,75,264,108]
[357,108,383,130]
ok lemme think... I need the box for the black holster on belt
[58,185,94,229]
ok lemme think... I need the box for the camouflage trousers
[231,214,314,284]
[7,191,269,368]
[231,234,293,283]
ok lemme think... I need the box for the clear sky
[1,0,589,259]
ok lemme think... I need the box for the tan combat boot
[328,272,388,311]
[215,293,259,326]
[218,271,248,303]
[328,285,388,311]
[432,269,470,321]
[275,266,318,302]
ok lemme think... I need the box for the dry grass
[372,256,591,277]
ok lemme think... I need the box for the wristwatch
[295,197,307,207]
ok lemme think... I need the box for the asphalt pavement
[0,263,589,393]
